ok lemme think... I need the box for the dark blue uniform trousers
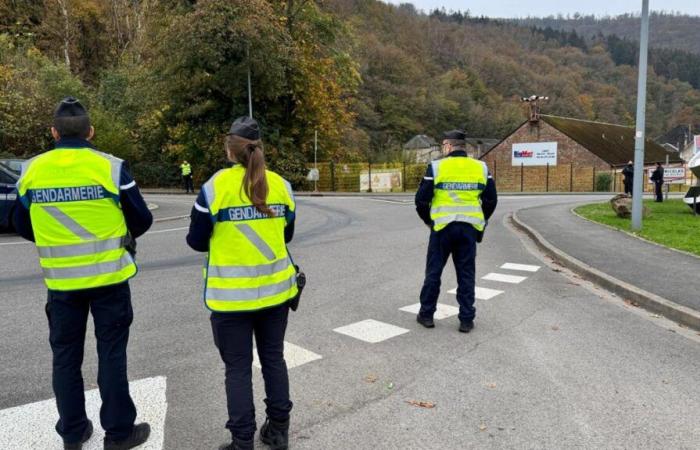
[211,303,293,441]
[419,222,478,323]
[46,282,136,443]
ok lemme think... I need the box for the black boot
[416,314,435,328]
[218,437,254,450]
[103,423,150,450]
[64,420,93,450]
[260,417,289,450]
[459,320,474,333]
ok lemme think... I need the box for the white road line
[153,215,189,223]
[399,303,459,320]
[333,319,409,343]
[447,286,504,300]
[363,198,413,205]
[482,273,527,284]
[0,240,30,246]
[501,263,541,272]
[253,341,322,369]
[0,376,167,450]
[146,226,189,235]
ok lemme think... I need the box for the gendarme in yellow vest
[202,165,298,312]
[430,156,488,232]
[17,147,136,291]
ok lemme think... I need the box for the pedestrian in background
[181,160,194,194]
[651,162,664,202]
[186,117,298,450]
[414,130,498,333]
[622,161,634,195]
[13,97,152,450]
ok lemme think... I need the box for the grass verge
[574,199,700,257]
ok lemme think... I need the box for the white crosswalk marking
[475,286,505,299]
[333,319,410,343]
[253,341,322,369]
[0,377,167,450]
[482,272,527,284]
[447,286,504,300]
[501,263,541,272]
[399,303,459,320]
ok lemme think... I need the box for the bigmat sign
[512,142,558,166]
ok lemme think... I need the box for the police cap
[54,97,88,118]
[228,116,260,140]
[443,129,466,141]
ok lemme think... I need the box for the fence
[304,161,698,193]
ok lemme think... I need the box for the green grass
[574,199,700,257]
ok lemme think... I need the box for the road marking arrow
[0,376,167,450]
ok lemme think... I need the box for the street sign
[646,166,686,184]
[306,168,319,181]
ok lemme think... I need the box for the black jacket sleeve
[481,176,498,221]
[13,199,34,242]
[414,164,434,226]
[120,167,153,238]
[186,190,214,252]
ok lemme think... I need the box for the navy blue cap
[443,129,466,141]
[228,116,260,140]
[54,97,88,118]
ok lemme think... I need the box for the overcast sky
[383,1,700,18]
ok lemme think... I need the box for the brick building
[480,115,680,192]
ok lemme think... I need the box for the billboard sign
[512,142,557,166]
[360,169,402,192]
[646,166,686,184]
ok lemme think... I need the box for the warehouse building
[480,114,681,192]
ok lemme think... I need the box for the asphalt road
[1,194,700,449]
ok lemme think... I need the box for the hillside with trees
[1,1,699,186]
[518,13,700,55]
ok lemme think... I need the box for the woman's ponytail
[225,135,274,216]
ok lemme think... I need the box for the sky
[383,1,700,18]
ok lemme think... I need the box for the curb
[510,210,700,332]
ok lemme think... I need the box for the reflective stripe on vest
[17,147,136,291]
[202,166,298,312]
[430,156,487,232]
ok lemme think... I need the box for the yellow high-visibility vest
[17,147,136,291]
[181,163,192,176]
[202,165,298,312]
[430,156,488,232]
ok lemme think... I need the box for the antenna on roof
[521,95,549,123]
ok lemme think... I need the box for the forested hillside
[519,13,700,55]
[1,1,699,186]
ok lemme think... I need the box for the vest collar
[54,138,95,149]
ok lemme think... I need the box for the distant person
[186,117,299,450]
[651,162,664,202]
[13,97,152,450]
[180,160,194,193]
[414,129,498,333]
[622,161,634,195]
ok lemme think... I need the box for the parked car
[0,159,23,176]
[0,163,20,231]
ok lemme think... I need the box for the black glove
[123,233,137,257]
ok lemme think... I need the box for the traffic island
[575,199,700,257]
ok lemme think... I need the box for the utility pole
[247,45,253,118]
[631,0,650,230]
[314,130,318,192]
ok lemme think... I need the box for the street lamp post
[631,0,650,230]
